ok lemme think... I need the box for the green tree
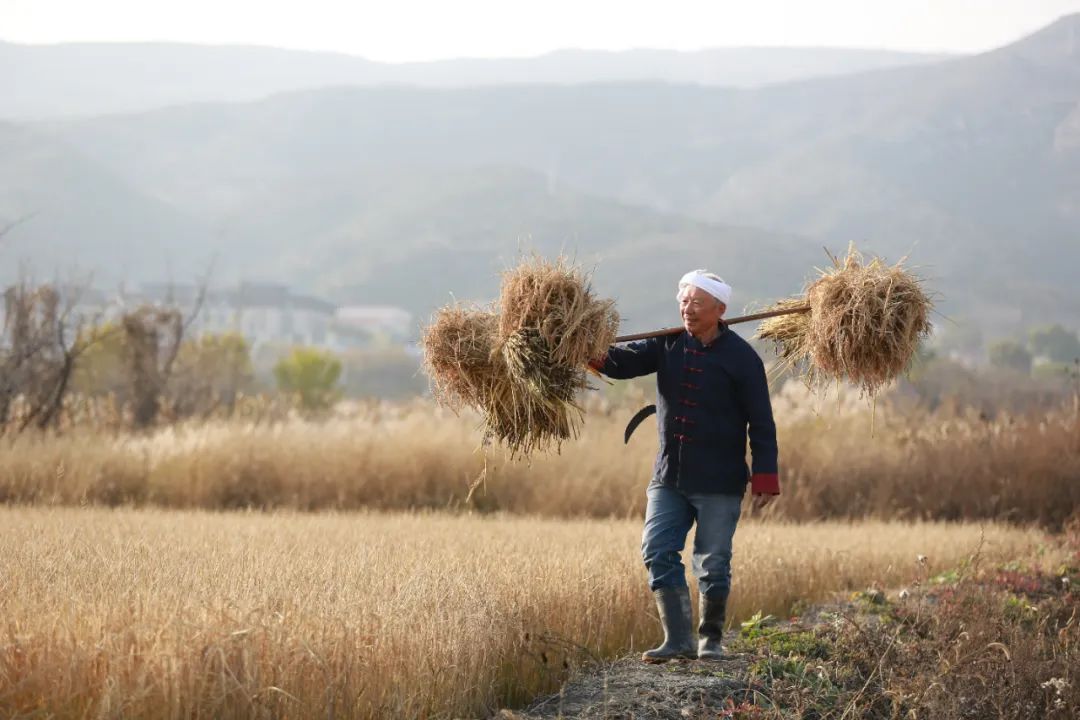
[273,347,342,410]
[170,331,254,416]
[1029,324,1080,363]
[988,340,1032,374]
[339,347,426,400]
[72,322,130,398]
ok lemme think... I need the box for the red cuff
[587,352,608,372]
[751,473,780,495]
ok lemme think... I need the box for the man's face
[679,285,725,336]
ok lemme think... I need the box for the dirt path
[492,595,891,720]
[497,654,760,719]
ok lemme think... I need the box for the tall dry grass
[0,507,1047,719]
[1,384,1076,526]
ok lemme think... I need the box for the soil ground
[493,602,855,720]
[497,654,760,719]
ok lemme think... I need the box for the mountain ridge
[0,39,950,119]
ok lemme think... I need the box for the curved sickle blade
[623,404,657,444]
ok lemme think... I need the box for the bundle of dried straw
[757,246,933,396]
[422,257,619,456]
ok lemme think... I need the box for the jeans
[641,482,743,598]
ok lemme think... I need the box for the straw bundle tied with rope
[421,257,619,456]
[421,304,501,411]
[756,246,933,396]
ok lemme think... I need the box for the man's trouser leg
[687,492,742,660]
[640,482,696,662]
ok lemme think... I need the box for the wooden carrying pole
[614,304,810,343]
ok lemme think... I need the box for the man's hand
[752,493,775,511]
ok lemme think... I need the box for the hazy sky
[4,0,1080,61]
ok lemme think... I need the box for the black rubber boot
[697,591,728,660]
[641,586,697,663]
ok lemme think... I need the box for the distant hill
[0,122,208,284]
[0,143,820,331]
[0,40,948,119]
[3,14,1079,335]
[237,166,824,328]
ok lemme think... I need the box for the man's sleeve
[736,351,780,495]
[590,338,660,379]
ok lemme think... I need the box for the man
[590,270,779,662]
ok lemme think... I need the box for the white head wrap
[677,269,731,306]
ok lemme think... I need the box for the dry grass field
[1,385,1077,526]
[0,507,1049,719]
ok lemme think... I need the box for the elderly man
[590,270,779,662]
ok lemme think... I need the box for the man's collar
[685,322,728,349]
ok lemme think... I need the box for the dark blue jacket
[598,324,779,495]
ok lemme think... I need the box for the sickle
[623,404,657,444]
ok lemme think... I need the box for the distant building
[1,281,411,352]
[334,306,413,341]
[155,283,408,351]
[186,282,338,349]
